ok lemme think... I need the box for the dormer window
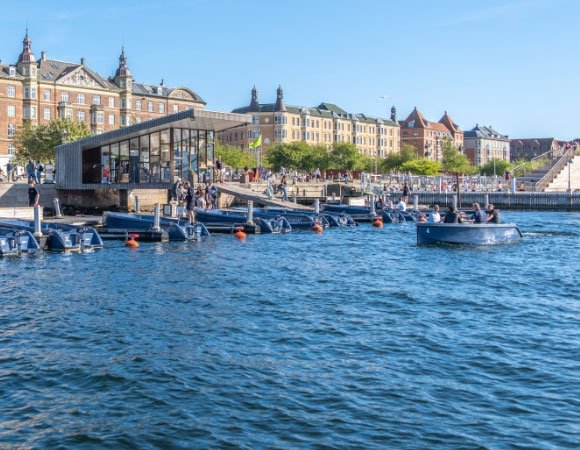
[408,120,415,128]
[120,80,126,88]
[9,67,15,77]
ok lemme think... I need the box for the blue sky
[1,0,578,139]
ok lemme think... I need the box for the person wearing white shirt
[428,204,441,223]
[397,199,406,211]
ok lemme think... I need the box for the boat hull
[0,228,40,255]
[103,212,209,240]
[417,223,523,245]
[194,209,291,234]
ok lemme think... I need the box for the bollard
[314,199,320,214]
[438,177,442,193]
[413,195,419,211]
[293,194,297,204]
[53,198,62,219]
[153,203,161,231]
[484,193,489,208]
[511,177,516,194]
[135,196,140,213]
[247,200,254,224]
[370,195,376,216]
[452,195,458,209]
[33,205,42,237]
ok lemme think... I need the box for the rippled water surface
[1,211,580,449]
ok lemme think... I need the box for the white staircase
[544,155,580,192]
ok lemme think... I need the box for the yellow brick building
[221,87,400,156]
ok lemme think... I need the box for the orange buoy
[372,219,383,228]
[234,231,247,239]
[312,224,323,233]
[125,234,140,248]
[419,217,427,222]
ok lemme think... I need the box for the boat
[380,209,420,223]
[321,204,376,221]
[257,207,357,228]
[0,219,103,251]
[416,222,523,245]
[103,212,210,241]
[0,228,40,256]
[193,208,292,234]
[231,207,331,229]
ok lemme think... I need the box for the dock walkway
[219,183,313,210]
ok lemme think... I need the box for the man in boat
[397,198,406,211]
[467,203,487,223]
[184,181,195,223]
[486,203,500,224]
[427,204,441,223]
[384,195,394,209]
[443,205,462,223]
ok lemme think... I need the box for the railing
[534,147,579,192]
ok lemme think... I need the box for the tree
[215,141,257,169]
[401,158,442,175]
[14,119,92,165]
[479,158,511,176]
[330,142,362,171]
[441,138,477,174]
[380,143,416,172]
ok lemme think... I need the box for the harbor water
[1,211,579,449]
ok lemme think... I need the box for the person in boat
[486,203,500,224]
[397,198,406,211]
[444,205,462,223]
[375,196,383,210]
[384,195,394,209]
[184,181,195,223]
[466,203,487,223]
[28,179,39,207]
[427,204,441,223]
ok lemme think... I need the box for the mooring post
[484,193,489,209]
[293,194,297,204]
[135,196,140,213]
[511,177,516,194]
[33,205,42,237]
[53,198,62,219]
[153,203,161,231]
[370,195,376,216]
[248,200,254,224]
[332,193,336,202]
[452,195,458,209]
[413,195,419,211]
[314,199,320,214]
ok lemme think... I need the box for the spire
[115,47,131,77]
[249,85,260,112]
[18,29,36,63]
[274,85,287,112]
[390,105,397,122]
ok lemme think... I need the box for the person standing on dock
[26,160,36,183]
[28,179,39,207]
[184,181,195,223]
[280,175,288,201]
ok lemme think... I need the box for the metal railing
[533,147,579,192]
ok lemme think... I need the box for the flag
[249,135,261,149]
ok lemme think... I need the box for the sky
[1,0,578,140]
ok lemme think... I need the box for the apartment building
[464,124,510,166]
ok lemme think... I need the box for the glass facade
[82,126,215,185]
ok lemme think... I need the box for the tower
[114,47,132,126]
[17,30,38,124]
[390,105,397,123]
[249,86,260,112]
[274,85,287,112]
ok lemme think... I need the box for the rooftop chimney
[41,51,46,61]
[81,57,85,65]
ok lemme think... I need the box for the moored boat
[0,228,40,256]
[0,219,102,251]
[416,222,523,245]
[194,208,291,234]
[257,207,356,228]
[232,207,330,229]
[103,212,210,241]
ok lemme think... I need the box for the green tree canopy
[215,141,257,169]
[401,158,442,175]
[441,138,477,174]
[380,143,416,172]
[479,158,512,176]
[330,142,362,171]
[14,119,92,165]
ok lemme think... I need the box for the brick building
[509,138,569,161]
[399,107,463,160]
[463,124,510,166]
[0,32,205,171]
[221,86,400,157]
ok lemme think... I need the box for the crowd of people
[0,160,55,184]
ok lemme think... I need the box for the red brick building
[399,107,463,160]
[0,32,205,171]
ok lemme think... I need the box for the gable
[169,89,195,100]
[58,66,108,89]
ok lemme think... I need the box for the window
[44,90,50,101]
[24,106,30,118]
[65,109,72,119]
[44,108,51,120]
[121,99,126,109]
[136,100,142,110]
[8,124,16,136]
[24,66,29,76]
[61,92,69,102]
[109,114,115,125]
[78,111,86,122]
[24,87,30,99]
[8,144,15,155]
[77,93,85,104]
[93,96,101,105]
[121,116,126,126]
[148,102,153,112]
[109,97,115,108]
[7,86,15,98]
[159,103,165,113]
[136,117,142,123]
[97,112,104,124]
[7,105,15,117]
[252,115,259,125]
[9,67,15,77]
[173,105,178,113]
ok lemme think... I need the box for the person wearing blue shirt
[469,203,487,223]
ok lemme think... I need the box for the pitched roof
[400,107,462,135]
[317,103,348,115]
[464,124,509,140]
